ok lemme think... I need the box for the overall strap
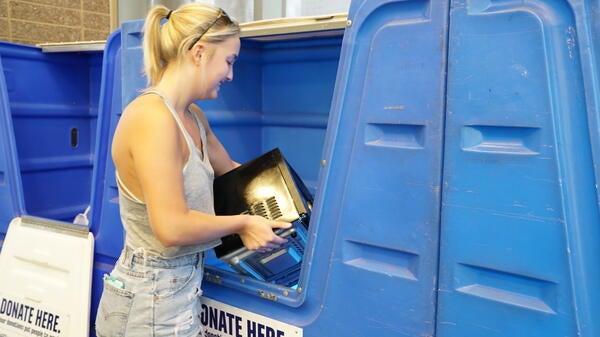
[115,170,144,203]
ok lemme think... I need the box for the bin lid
[32,13,348,54]
[37,40,106,53]
[240,13,347,40]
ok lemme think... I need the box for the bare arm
[113,97,289,249]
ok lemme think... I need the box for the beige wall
[0,0,110,46]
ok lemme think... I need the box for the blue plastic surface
[0,45,25,240]
[437,1,600,337]
[299,0,449,335]
[0,42,102,233]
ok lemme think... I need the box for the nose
[225,67,234,82]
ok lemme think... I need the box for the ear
[191,43,205,64]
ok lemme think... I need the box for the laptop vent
[248,196,282,220]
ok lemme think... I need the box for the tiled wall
[0,0,110,46]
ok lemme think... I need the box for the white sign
[200,297,302,337]
[0,294,69,337]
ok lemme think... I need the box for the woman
[95,3,290,337]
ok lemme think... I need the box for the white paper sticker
[200,297,302,337]
[0,294,69,337]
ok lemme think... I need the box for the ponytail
[141,3,240,86]
[142,5,170,87]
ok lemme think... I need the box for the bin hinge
[258,290,278,302]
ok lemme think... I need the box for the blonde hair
[142,3,240,86]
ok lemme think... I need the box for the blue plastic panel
[0,43,102,223]
[0,47,25,241]
[260,38,339,191]
[294,0,449,335]
[437,1,600,337]
[0,43,101,245]
[583,1,600,213]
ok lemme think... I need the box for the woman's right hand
[238,215,292,252]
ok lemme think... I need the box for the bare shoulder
[119,94,177,131]
[113,94,180,152]
[124,94,168,119]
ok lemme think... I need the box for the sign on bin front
[201,297,302,337]
[0,293,68,337]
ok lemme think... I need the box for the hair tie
[166,10,173,20]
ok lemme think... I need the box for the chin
[198,91,218,101]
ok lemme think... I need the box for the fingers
[240,216,293,252]
[252,234,287,252]
[271,221,292,229]
[250,229,290,253]
[256,242,284,253]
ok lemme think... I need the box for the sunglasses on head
[188,9,231,50]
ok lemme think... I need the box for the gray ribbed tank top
[117,90,220,258]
